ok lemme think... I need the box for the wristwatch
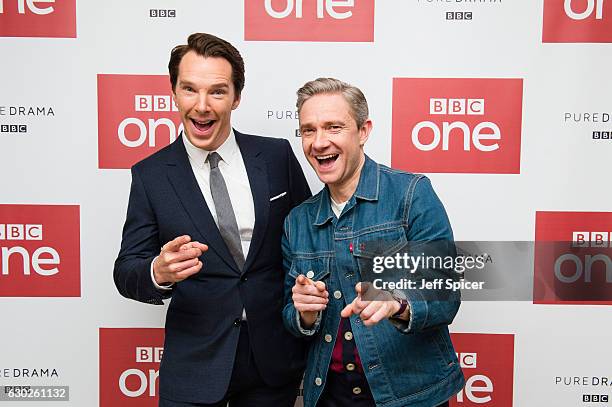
[390,289,409,319]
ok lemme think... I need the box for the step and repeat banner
[1,1,611,406]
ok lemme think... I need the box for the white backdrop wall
[1,1,611,406]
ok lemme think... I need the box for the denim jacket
[282,156,465,407]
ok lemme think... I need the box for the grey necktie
[207,152,245,271]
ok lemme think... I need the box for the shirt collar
[314,155,379,226]
[182,129,239,168]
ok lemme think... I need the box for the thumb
[355,282,362,295]
[314,281,326,292]
[296,275,308,285]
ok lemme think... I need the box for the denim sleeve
[281,215,322,337]
[394,176,461,334]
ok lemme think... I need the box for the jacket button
[315,377,323,386]
[352,386,362,395]
[344,331,353,341]
[233,318,241,327]
[324,334,332,343]
[333,290,342,299]
[346,363,356,371]
[306,270,315,279]
[240,274,247,282]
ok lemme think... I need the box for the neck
[328,154,365,203]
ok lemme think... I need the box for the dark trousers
[317,370,450,407]
[160,322,300,407]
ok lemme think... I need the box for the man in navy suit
[114,33,311,406]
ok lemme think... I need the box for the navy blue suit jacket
[114,130,311,403]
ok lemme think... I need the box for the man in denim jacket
[282,78,464,407]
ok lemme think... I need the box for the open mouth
[191,118,215,132]
[315,154,339,168]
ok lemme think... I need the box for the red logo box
[0,0,76,38]
[100,328,165,406]
[391,78,523,174]
[534,211,612,305]
[543,0,612,43]
[244,0,375,42]
[98,74,182,169]
[0,204,80,297]
[450,333,514,406]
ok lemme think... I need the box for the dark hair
[168,33,245,97]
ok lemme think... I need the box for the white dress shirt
[151,130,256,293]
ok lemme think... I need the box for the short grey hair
[296,78,369,128]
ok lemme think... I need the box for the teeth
[316,154,338,160]
[194,119,213,125]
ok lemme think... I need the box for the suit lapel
[165,137,240,274]
[235,131,269,274]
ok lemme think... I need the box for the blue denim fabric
[282,156,465,407]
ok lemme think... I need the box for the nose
[311,129,330,151]
[194,92,209,114]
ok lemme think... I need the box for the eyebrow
[177,80,230,89]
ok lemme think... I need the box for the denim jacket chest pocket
[288,256,332,283]
[351,225,408,279]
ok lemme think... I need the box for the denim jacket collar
[313,155,379,226]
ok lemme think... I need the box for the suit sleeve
[392,176,460,333]
[284,139,311,208]
[113,166,170,305]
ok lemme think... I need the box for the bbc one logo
[533,211,612,304]
[391,78,523,174]
[99,328,165,406]
[97,74,183,169]
[244,0,375,42]
[450,333,514,406]
[0,0,76,38]
[543,0,612,43]
[0,205,80,297]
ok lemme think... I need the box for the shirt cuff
[296,310,322,336]
[150,256,174,291]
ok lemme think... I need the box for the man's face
[173,51,240,151]
[299,93,371,191]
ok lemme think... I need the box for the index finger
[163,235,191,252]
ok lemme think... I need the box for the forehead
[177,51,233,83]
[299,93,353,123]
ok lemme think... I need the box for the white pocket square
[270,192,287,201]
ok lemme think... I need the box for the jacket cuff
[295,310,322,336]
[391,291,428,334]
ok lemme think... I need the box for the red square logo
[244,0,375,42]
[0,0,76,38]
[97,74,182,169]
[450,333,514,406]
[543,0,612,43]
[391,78,523,174]
[99,328,165,406]
[534,211,612,305]
[0,204,80,297]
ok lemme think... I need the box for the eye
[212,88,227,96]
[182,86,195,93]
[300,128,314,137]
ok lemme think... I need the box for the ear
[359,119,373,147]
[232,93,241,110]
[172,89,178,107]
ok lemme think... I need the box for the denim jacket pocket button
[306,270,315,279]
